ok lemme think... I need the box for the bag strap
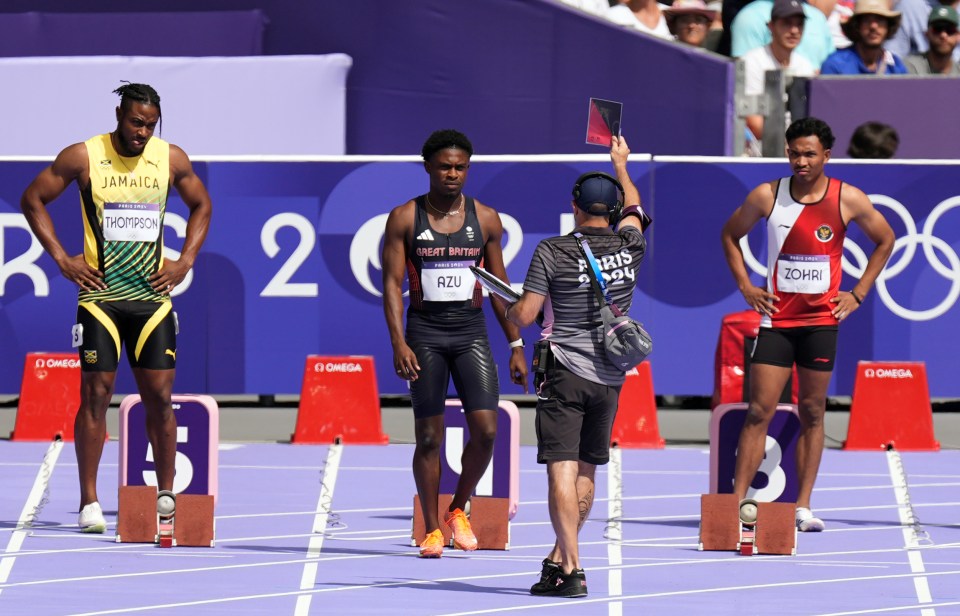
[573,233,624,317]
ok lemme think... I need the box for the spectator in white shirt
[608,0,675,39]
[742,0,818,152]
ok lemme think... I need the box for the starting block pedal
[116,486,215,547]
[116,486,159,544]
[698,494,740,551]
[754,501,797,556]
[173,494,216,547]
[411,494,510,550]
[699,494,797,556]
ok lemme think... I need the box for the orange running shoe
[419,529,444,558]
[444,508,478,551]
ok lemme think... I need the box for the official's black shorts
[751,325,838,372]
[406,310,499,419]
[76,301,177,372]
[535,361,622,466]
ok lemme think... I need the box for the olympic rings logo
[741,194,960,322]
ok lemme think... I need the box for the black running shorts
[76,301,177,372]
[751,325,838,372]
[406,310,500,419]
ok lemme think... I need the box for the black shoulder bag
[573,233,652,371]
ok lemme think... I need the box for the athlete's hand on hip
[742,285,779,316]
[59,254,106,291]
[829,292,859,322]
[393,344,421,381]
[509,349,529,393]
[149,258,192,295]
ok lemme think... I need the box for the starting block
[411,494,511,550]
[408,399,520,550]
[698,494,796,556]
[116,485,215,547]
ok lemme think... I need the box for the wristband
[851,290,862,305]
[508,339,525,349]
[621,205,652,231]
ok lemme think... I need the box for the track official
[506,135,652,598]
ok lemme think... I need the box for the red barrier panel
[611,361,664,448]
[12,352,81,441]
[844,361,939,451]
[292,355,388,445]
[712,310,798,410]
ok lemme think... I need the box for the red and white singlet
[763,177,845,328]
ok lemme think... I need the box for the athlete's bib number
[421,260,474,302]
[103,202,161,242]
[776,254,829,294]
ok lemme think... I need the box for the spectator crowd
[559,0,959,156]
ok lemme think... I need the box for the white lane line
[886,449,935,615]
[607,447,623,616]
[817,601,960,616]
[61,568,960,615]
[0,439,63,595]
[293,443,342,616]
[3,534,953,592]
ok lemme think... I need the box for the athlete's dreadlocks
[113,83,162,135]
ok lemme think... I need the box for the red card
[585,98,623,147]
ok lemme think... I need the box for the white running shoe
[795,507,825,532]
[78,502,106,533]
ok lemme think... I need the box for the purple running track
[1,441,958,615]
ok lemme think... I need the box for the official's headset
[571,171,625,227]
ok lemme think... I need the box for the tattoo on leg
[578,487,594,529]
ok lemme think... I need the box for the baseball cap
[771,0,806,20]
[573,172,622,215]
[929,5,959,26]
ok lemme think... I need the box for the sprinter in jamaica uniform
[20,83,212,533]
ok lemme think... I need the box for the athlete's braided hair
[113,82,162,134]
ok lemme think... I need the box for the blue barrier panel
[2,157,959,396]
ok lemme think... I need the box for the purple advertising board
[2,157,960,397]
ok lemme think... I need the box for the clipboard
[470,266,521,303]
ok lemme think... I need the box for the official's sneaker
[796,507,825,532]
[536,567,588,598]
[443,508,478,551]
[529,559,562,594]
[419,529,444,558]
[78,502,106,534]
